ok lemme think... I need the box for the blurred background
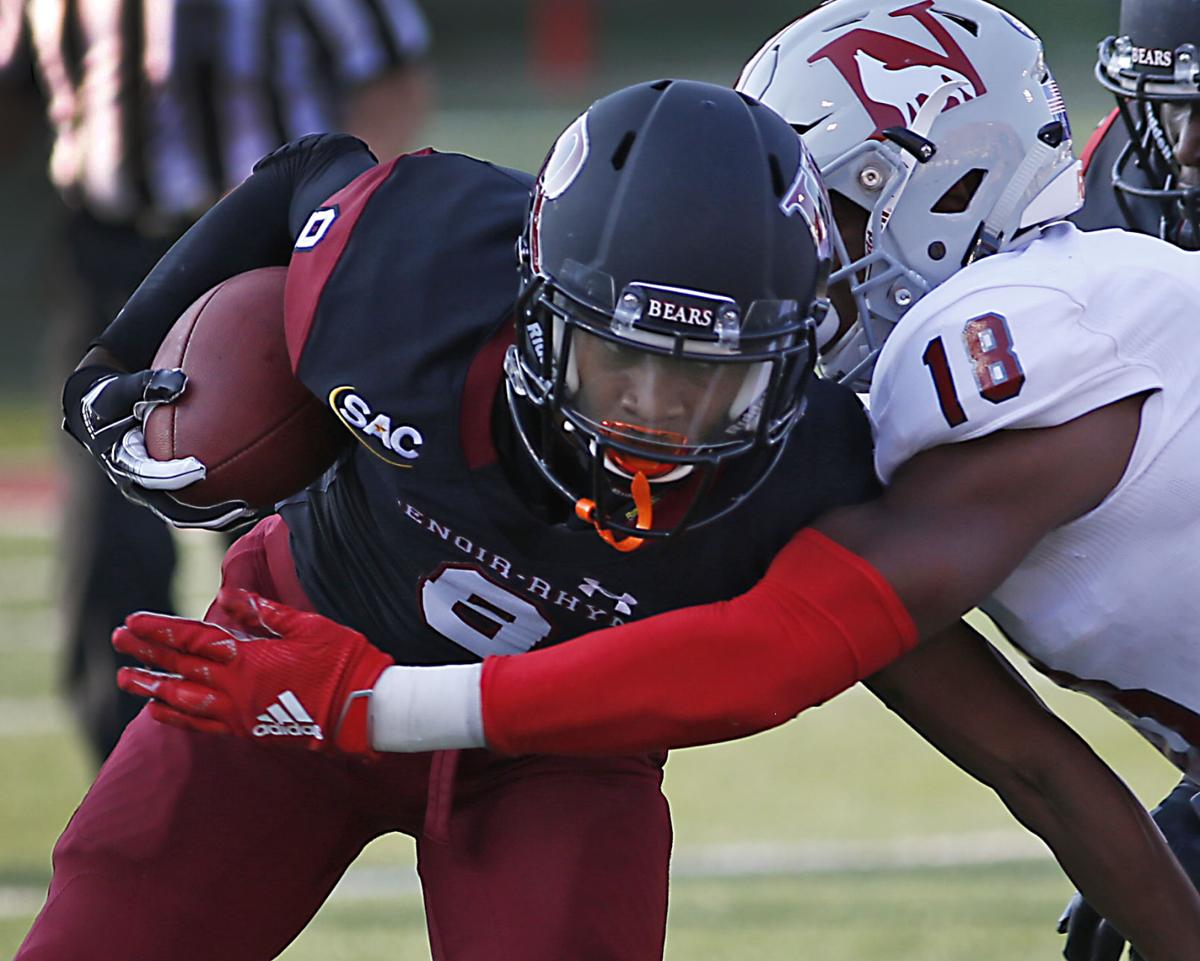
[0,0,1121,398]
[4,2,1175,959]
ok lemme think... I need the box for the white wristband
[369,663,486,752]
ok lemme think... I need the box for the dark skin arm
[475,386,1200,953]
[815,392,1147,637]
[814,393,1200,959]
[869,620,1198,961]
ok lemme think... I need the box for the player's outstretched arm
[814,391,1147,638]
[111,533,918,755]
[114,395,1148,758]
[868,620,1200,961]
[469,394,1146,756]
[476,527,918,754]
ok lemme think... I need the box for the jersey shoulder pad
[284,149,529,386]
[869,252,1161,482]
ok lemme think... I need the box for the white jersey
[870,222,1200,778]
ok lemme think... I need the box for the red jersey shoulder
[1079,109,1120,176]
[283,149,436,371]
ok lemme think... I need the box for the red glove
[113,588,394,756]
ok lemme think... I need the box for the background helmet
[508,79,829,549]
[737,0,1082,389]
[1097,0,1200,246]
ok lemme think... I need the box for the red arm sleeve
[480,529,917,755]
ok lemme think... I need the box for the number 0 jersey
[870,221,1200,777]
[276,145,879,667]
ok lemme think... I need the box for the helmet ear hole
[932,168,986,213]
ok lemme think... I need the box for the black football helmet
[506,79,831,550]
[1097,0,1200,245]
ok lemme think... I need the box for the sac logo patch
[329,386,424,467]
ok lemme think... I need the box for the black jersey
[1072,109,1162,235]
[269,148,879,666]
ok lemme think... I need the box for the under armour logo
[577,578,638,616]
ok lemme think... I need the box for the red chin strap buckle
[575,470,653,553]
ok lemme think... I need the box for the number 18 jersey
[870,222,1200,777]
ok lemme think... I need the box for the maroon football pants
[16,517,672,961]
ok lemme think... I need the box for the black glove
[1058,893,1140,961]
[62,364,262,531]
[1058,777,1200,961]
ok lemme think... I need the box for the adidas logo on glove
[253,690,324,740]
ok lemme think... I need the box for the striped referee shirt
[4,0,428,228]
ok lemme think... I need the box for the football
[143,266,345,508]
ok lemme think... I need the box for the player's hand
[112,588,395,756]
[109,428,264,530]
[1057,893,1139,961]
[1058,777,1200,961]
[65,364,196,476]
[62,365,260,531]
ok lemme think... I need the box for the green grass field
[0,401,1181,960]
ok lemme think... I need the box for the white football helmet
[737,0,1083,389]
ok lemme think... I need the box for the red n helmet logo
[808,0,986,139]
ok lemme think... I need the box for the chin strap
[575,470,653,552]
